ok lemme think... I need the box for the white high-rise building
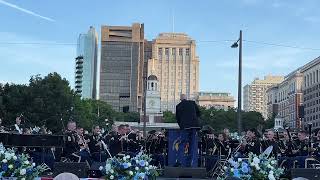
[243,75,284,119]
[75,26,98,99]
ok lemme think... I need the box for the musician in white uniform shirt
[11,115,23,134]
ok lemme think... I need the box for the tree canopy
[0,72,139,133]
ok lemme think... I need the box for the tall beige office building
[100,23,144,112]
[243,75,284,119]
[147,33,200,112]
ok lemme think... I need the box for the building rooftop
[148,75,158,81]
[198,91,232,97]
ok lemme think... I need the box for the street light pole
[231,30,243,134]
[238,30,242,134]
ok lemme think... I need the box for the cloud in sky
[0,0,55,22]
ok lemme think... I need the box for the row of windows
[304,69,320,88]
[305,106,320,114]
[304,92,320,102]
[305,114,320,122]
[158,48,190,56]
[304,98,320,108]
[304,84,320,95]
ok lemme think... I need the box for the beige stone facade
[301,56,320,130]
[267,70,303,128]
[196,92,235,110]
[266,85,279,119]
[147,33,199,112]
[244,75,284,119]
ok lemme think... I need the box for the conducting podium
[167,128,198,167]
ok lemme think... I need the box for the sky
[0,0,320,102]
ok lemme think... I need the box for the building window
[186,48,190,56]
[179,48,183,56]
[158,48,162,57]
[165,48,169,56]
[172,48,176,55]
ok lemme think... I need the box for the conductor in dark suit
[176,94,201,167]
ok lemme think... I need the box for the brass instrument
[77,133,90,154]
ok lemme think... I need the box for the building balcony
[75,80,82,84]
[75,75,83,79]
[75,85,82,89]
[75,56,84,60]
[76,65,83,69]
[75,70,83,74]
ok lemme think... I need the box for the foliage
[115,112,140,123]
[101,152,159,180]
[0,144,49,179]
[163,111,176,123]
[0,72,138,133]
[218,152,284,180]
[199,107,268,133]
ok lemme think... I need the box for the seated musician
[149,130,166,168]
[240,129,261,156]
[10,115,24,134]
[291,130,309,168]
[63,121,91,164]
[126,127,140,155]
[107,124,124,156]
[216,133,228,156]
[223,128,238,150]
[313,129,320,160]
[261,130,280,157]
[88,125,108,162]
[0,118,7,133]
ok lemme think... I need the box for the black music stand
[0,133,65,165]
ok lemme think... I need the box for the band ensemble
[1,115,320,173]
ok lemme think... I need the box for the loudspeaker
[53,162,89,178]
[292,168,320,180]
[163,166,206,178]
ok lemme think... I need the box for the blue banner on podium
[167,129,198,167]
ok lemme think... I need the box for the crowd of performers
[2,115,320,175]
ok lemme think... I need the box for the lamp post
[231,30,242,134]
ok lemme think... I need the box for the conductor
[175,94,201,167]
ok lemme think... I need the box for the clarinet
[286,128,293,156]
[275,129,281,158]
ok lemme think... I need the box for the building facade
[301,56,320,130]
[195,92,235,110]
[75,26,98,99]
[243,75,284,119]
[266,85,279,119]
[147,33,200,112]
[100,23,145,112]
[276,70,303,128]
[145,75,162,123]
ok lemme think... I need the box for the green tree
[163,111,176,123]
